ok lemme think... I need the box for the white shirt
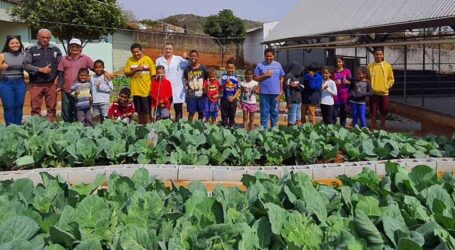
[320,79,337,105]
[240,80,258,104]
[156,55,188,103]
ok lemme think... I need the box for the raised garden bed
[1,117,454,170]
[1,162,455,249]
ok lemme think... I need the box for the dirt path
[1,92,453,138]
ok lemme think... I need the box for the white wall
[243,29,264,65]
[243,21,280,65]
[0,21,31,49]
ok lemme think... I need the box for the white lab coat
[156,55,188,104]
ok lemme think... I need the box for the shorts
[92,103,109,117]
[133,96,151,114]
[369,95,389,116]
[153,107,170,119]
[204,99,219,119]
[241,102,257,113]
[186,97,205,115]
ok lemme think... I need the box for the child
[285,61,304,126]
[350,67,372,128]
[301,65,322,124]
[220,61,240,127]
[108,87,135,123]
[320,67,338,124]
[124,43,156,125]
[71,68,92,126]
[367,47,395,129]
[240,69,259,131]
[203,69,221,124]
[91,59,113,123]
[332,56,352,127]
[151,65,173,121]
[184,50,208,122]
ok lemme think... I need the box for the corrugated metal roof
[264,0,455,43]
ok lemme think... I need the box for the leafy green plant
[0,117,454,170]
[1,163,455,249]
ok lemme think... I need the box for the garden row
[1,163,455,249]
[1,117,454,169]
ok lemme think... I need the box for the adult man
[23,29,62,121]
[367,47,395,129]
[57,38,94,122]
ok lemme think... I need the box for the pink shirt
[57,54,94,93]
[332,68,352,104]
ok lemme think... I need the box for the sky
[117,0,300,22]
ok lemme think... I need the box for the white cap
[69,38,82,46]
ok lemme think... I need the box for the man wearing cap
[57,38,94,122]
[23,28,62,122]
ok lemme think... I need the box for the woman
[332,56,352,127]
[155,43,188,121]
[0,36,26,125]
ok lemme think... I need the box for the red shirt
[203,79,220,103]
[108,101,135,119]
[57,54,94,93]
[151,77,173,109]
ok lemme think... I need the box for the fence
[113,31,248,70]
[336,43,455,116]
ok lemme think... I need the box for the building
[243,21,278,66]
[0,0,30,48]
[264,0,455,98]
[243,20,326,70]
[0,0,135,72]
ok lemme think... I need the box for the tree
[204,9,246,67]
[122,9,137,22]
[10,0,127,53]
[162,17,181,27]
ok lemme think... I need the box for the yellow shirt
[124,56,156,97]
[367,61,395,96]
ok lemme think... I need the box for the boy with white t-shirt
[240,69,259,131]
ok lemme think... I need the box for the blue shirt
[254,61,285,95]
[220,74,239,100]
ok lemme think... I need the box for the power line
[37,20,216,39]
[36,19,455,42]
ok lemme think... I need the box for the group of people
[0,28,395,130]
[285,49,394,129]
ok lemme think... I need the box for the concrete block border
[0,158,454,185]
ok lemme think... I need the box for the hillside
[160,14,262,34]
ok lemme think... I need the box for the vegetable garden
[2,117,455,249]
[2,163,455,249]
[0,117,454,169]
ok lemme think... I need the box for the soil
[1,91,453,139]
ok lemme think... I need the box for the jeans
[333,103,347,127]
[351,102,367,128]
[174,103,183,121]
[320,104,334,124]
[259,94,279,129]
[288,103,301,125]
[221,99,237,127]
[62,92,77,122]
[76,108,92,126]
[0,78,26,125]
